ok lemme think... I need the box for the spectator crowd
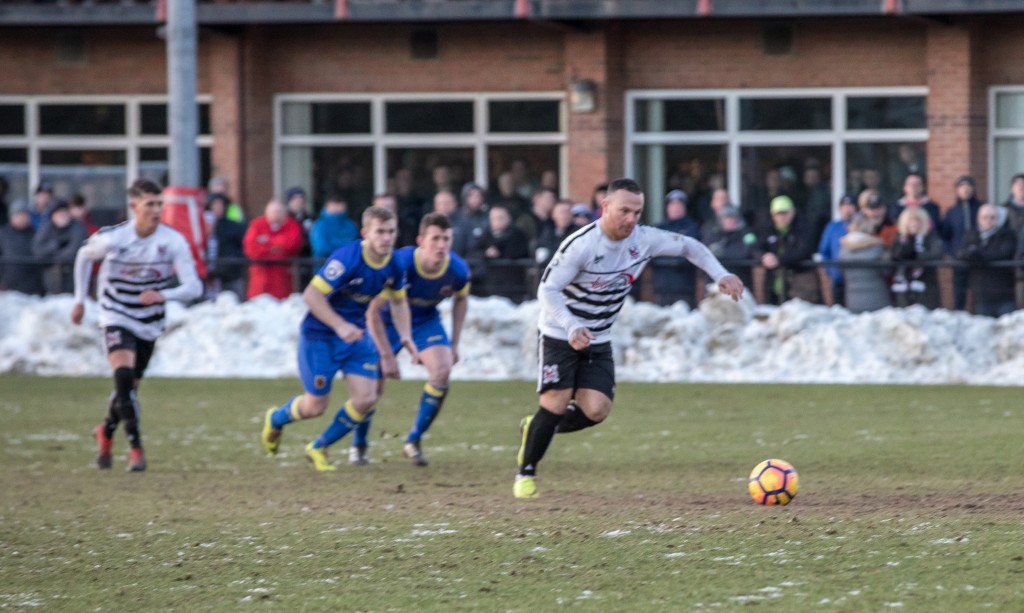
[5,162,1024,318]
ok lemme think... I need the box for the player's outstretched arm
[366,296,400,379]
[449,291,468,365]
[70,233,108,324]
[303,284,363,343]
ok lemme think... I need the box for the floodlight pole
[166,0,199,188]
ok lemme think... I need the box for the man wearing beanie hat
[754,195,821,304]
[651,189,701,306]
[32,199,88,295]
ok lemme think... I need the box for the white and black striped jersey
[73,222,202,341]
[538,221,732,343]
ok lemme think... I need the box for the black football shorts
[104,326,156,379]
[536,334,615,399]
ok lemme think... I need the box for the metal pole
[166,0,199,188]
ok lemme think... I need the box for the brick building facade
[2,3,1024,226]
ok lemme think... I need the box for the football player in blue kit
[352,212,470,466]
[260,206,417,471]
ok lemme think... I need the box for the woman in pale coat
[839,214,891,313]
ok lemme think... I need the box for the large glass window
[275,94,565,222]
[0,148,29,205]
[635,99,725,133]
[627,88,927,225]
[0,96,213,217]
[280,146,374,218]
[991,89,1024,203]
[0,105,25,136]
[39,103,126,136]
[740,98,831,131]
[386,101,474,134]
[847,96,926,130]
[632,144,726,225]
[488,100,560,133]
[282,102,371,135]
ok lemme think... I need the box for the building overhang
[0,0,1020,27]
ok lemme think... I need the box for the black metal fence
[2,254,1022,309]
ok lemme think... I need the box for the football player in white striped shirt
[70,179,202,471]
[514,178,745,499]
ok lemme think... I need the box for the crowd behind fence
[4,253,1022,316]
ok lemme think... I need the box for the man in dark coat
[0,204,43,295]
[754,196,821,305]
[651,190,702,307]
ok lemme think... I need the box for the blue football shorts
[386,317,450,355]
[298,333,381,396]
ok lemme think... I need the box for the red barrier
[161,186,208,279]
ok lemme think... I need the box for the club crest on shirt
[541,364,560,384]
[324,260,345,280]
[439,285,453,297]
[158,244,168,257]
[628,245,640,258]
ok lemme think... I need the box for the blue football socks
[312,400,365,449]
[351,409,375,448]
[270,397,301,429]
[407,383,447,443]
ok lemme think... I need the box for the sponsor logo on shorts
[427,335,443,343]
[314,375,327,390]
[324,259,345,280]
[105,329,122,349]
[363,363,379,371]
[541,364,560,384]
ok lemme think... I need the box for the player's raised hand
[334,321,364,343]
[139,289,165,305]
[569,327,595,351]
[70,303,84,325]
[718,274,745,302]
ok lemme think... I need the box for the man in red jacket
[243,199,304,300]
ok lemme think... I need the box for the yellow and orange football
[748,459,799,506]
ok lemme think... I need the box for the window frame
[989,85,1024,204]
[0,94,213,205]
[274,91,566,199]
[625,87,928,215]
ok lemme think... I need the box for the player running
[260,206,416,471]
[514,177,744,498]
[71,179,202,472]
[353,212,470,466]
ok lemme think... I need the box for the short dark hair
[128,178,162,198]
[607,177,643,195]
[1011,173,1024,185]
[419,212,452,235]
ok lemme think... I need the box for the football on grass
[748,459,799,506]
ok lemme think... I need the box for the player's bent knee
[428,367,451,388]
[301,395,330,418]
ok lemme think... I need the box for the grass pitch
[1,376,1023,611]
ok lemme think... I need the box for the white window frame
[625,87,928,214]
[0,94,213,200]
[274,92,566,199]
[989,85,1024,204]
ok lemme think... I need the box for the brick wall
[2,16,1023,221]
